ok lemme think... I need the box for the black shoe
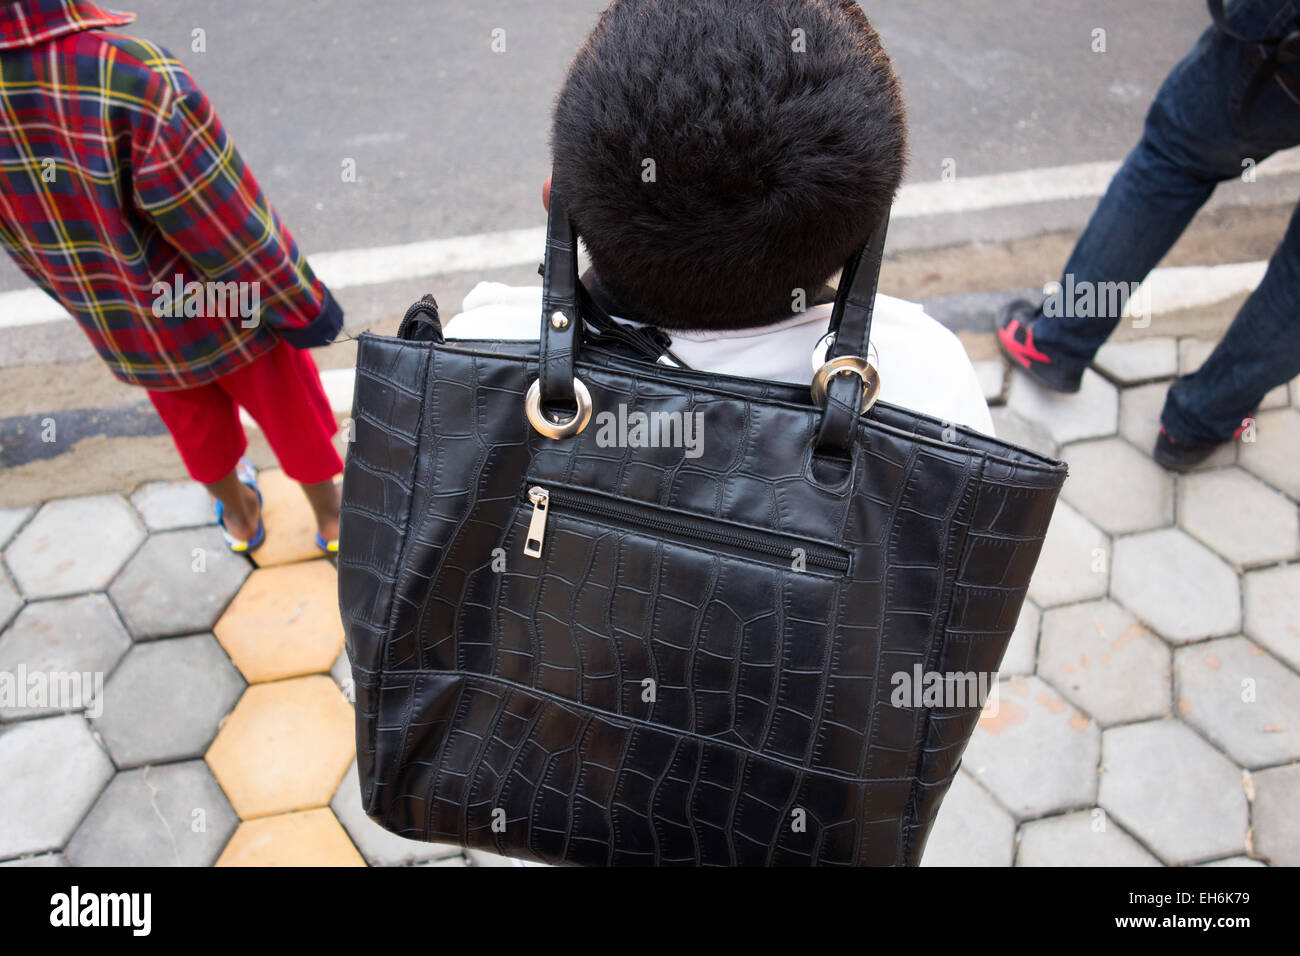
[1152,426,1225,473]
[996,299,1084,394]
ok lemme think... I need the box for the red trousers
[147,340,344,486]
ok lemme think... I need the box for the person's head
[550,0,906,330]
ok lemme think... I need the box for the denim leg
[1033,0,1300,367]
[1162,198,1300,443]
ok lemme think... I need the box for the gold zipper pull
[523,487,550,558]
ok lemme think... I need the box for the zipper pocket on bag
[520,483,851,573]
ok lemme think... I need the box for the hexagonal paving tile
[214,561,343,683]
[1093,337,1177,386]
[0,507,32,549]
[93,634,245,768]
[1026,501,1110,608]
[1261,382,1291,410]
[1251,762,1300,867]
[0,853,66,867]
[1007,368,1119,446]
[331,761,464,866]
[108,528,251,641]
[249,468,329,569]
[1174,637,1300,770]
[216,808,365,866]
[1111,529,1240,643]
[0,564,20,632]
[1061,437,1174,535]
[1177,337,1216,375]
[130,481,216,532]
[4,495,145,600]
[973,360,1007,405]
[1199,856,1266,867]
[1016,809,1161,866]
[989,407,1058,458]
[997,600,1040,677]
[1179,468,1300,569]
[1099,719,1248,865]
[1118,382,1236,469]
[205,675,354,819]
[0,715,114,857]
[1039,599,1170,726]
[1244,565,1300,672]
[0,595,130,720]
[331,647,355,703]
[962,676,1100,818]
[918,771,1015,867]
[65,761,238,866]
[1239,408,1300,500]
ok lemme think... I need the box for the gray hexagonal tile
[0,507,32,550]
[1027,501,1110,608]
[0,715,114,857]
[0,564,20,633]
[963,676,1100,818]
[1118,382,1236,469]
[65,761,238,866]
[1251,762,1300,867]
[989,407,1058,458]
[1111,529,1240,643]
[1244,565,1300,672]
[93,634,244,768]
[331,647,355,704]
[919,771,1014,867]
[130,481,217,532]
[973,360,1007,405]
[1016,809,1161,866]
[1198,856,1266,867]
[1179,468,1300,569]
[1239,408,1300,500]
[1093,337,1177,386]
[107,528,251,641]
[998,600,1040,677]
[1099,719,1248,865]
[4,495,144,600]
[0,853,66,866]
[1040,599,1170,726]
[1174,637,1300,769]
[1178,338,1216,375]
[1061,437,1174,534]
[1008,368,1119,446]
[331,761,463,866]
[0,595,130,720]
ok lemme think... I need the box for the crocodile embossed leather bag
[338,193,1068,866]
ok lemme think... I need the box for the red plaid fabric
[0,0,342,389]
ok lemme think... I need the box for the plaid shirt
[0,0,342,390]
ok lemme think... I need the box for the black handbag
[338,192,1068,866]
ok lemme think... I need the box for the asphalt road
[0,0,1216,292]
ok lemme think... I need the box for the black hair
[551,0,907,330]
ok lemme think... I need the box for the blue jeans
[1033,0,1300,444]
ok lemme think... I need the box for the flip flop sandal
[315,532,339,554]
[214,457,265,553]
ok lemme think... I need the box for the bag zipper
[521,484,850,573]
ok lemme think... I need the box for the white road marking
[3,150,1298,328]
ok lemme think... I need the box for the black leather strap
[825,212,890,362]
[538,189,581,409]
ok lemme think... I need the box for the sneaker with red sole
[1152,420,1250,473]
[997,299,1085,394]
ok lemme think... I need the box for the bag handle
[529,184,889,448]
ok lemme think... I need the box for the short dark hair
[551,0,907,330]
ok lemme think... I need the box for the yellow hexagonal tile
[216,808,365,867]
[249,468,329,568]
[206,675,354,819]
[215,560,343,682]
